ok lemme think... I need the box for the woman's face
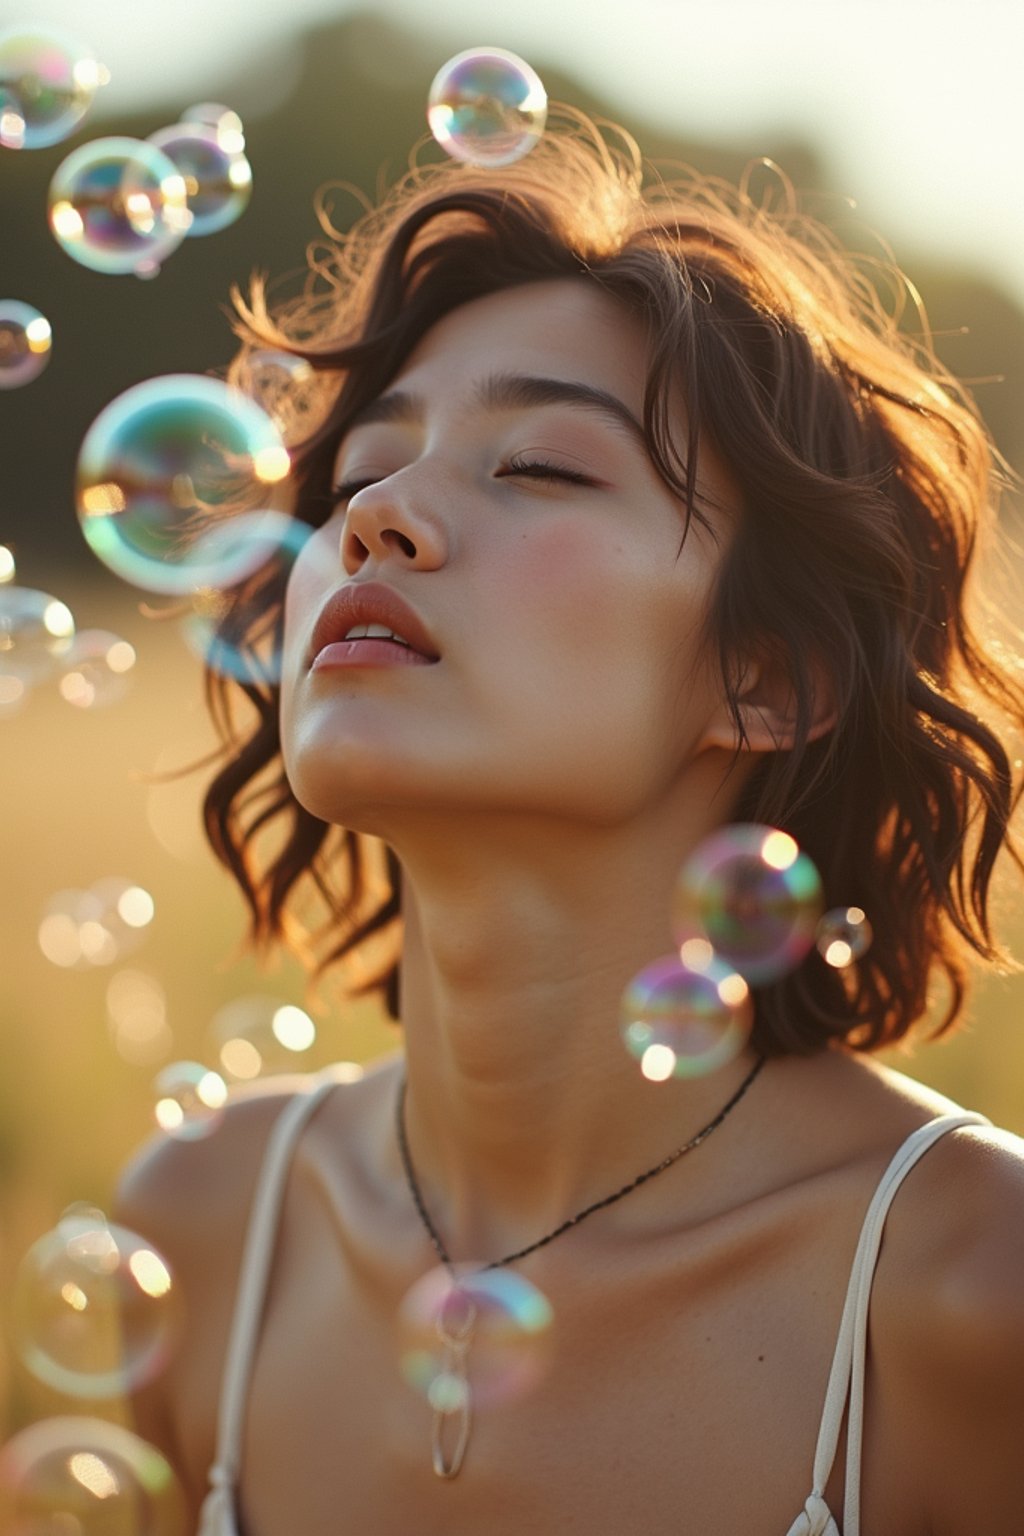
[280,278,741,834]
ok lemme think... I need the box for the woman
[117,108,1024,1534]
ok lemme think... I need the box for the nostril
[382,529,417,559]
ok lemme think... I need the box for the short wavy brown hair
[202,106,1024,1058]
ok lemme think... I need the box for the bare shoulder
[874,1110,1024,1534]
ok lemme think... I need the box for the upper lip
[308,581,441,663]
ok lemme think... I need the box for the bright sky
[18,0,1024,309]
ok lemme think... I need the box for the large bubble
[76,375,290,594]
[147,122,252,237]
[0,1416,185,1535]
[399,1264,554,1415]
[48,136,192,276]
[427,47,547,167]
[0,25,107,150]
[0,585,74,683]
[0,301,52,389]
[12,1207,182,1399]
[621,945,753,1080]
[673,824,823,986]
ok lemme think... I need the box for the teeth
[343,623,409,645]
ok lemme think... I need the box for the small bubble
[815,906,873,968]
[427,47,547,167]
[621,951,753,1080]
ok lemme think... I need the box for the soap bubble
[399,1264,554,1413]
[815,905,873,968]
[107,970,172,1066]
[0,1415,185,1535]
[57,629,136,709]
[153,1062,227,1139]
[0,585,74,683]
[180,102,245,154]
[0,300,52,389]
[37,880,154,969]
[147,122,252,237]
[673,824,823,986]
[0,25,107,150]
[240,350,322,445]
[12,1207,182,1398]
[179,511,322,683]
[427,47,547,166]
[76,374,290,595]
[49,136,192,276]
[621,946,753,1080]
[211,995,317,1081]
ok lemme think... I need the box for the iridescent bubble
[0,586,74,683]
[0,1416,185,1535]
[673,824,823,986]
[0,300,52,389]
[0,25,107,150]
[241,350,321,446]
[179,511,321,683]
[621,946,753,1080]
[211,995,317,1082]
[427,47,547,167]
[107,970,172,1066]
[146,123,252,237]
[180,102,245,155]
[57,628,136,709]
[399,1264,554,1412]
[153,1062,227,1140]
[48,136,191,276]
[76,375,290,595]
[816,905,873,968]
[12,1207,182,1398]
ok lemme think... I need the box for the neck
[388,778,768,1266]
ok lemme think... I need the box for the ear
[697,650,837,755]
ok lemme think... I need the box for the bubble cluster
[211,995,317,1081]
[673,824,823,986]
[428,47,547,167]
[0,300,52,388]
[76,374,290,594]
[0,25,107,150]
[153,1061,228,1139]
[49,136,192,276]
[57,628,136,708]
[0,585,74,684]
[12,1207,181,1398]
[37,879,155,970]
[399,1264,554,1412]
[147,121,252,237]
[0,1416,185,1536]
[621,946,753,1080]
[816,905,873,968]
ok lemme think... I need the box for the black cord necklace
[395,1052,767,1477]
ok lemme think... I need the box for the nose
[340,469,448,576]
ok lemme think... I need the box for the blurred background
[2,0,1023,1442]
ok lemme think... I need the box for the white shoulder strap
[808,1110,990,1536]
[204,1071,346,1502]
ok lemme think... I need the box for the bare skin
[118,280,1024,1533]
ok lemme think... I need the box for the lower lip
[310,639,436,670]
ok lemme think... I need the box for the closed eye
[498,455,596,486]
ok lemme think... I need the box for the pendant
[430,1286,478,1478]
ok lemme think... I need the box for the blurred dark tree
[2,10,1020,582]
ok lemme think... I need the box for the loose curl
[202,106,1024,1057]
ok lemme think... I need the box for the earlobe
[698,656,837,755]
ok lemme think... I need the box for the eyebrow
[345,371,647,448]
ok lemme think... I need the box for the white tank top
[196,1069,989,1536]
